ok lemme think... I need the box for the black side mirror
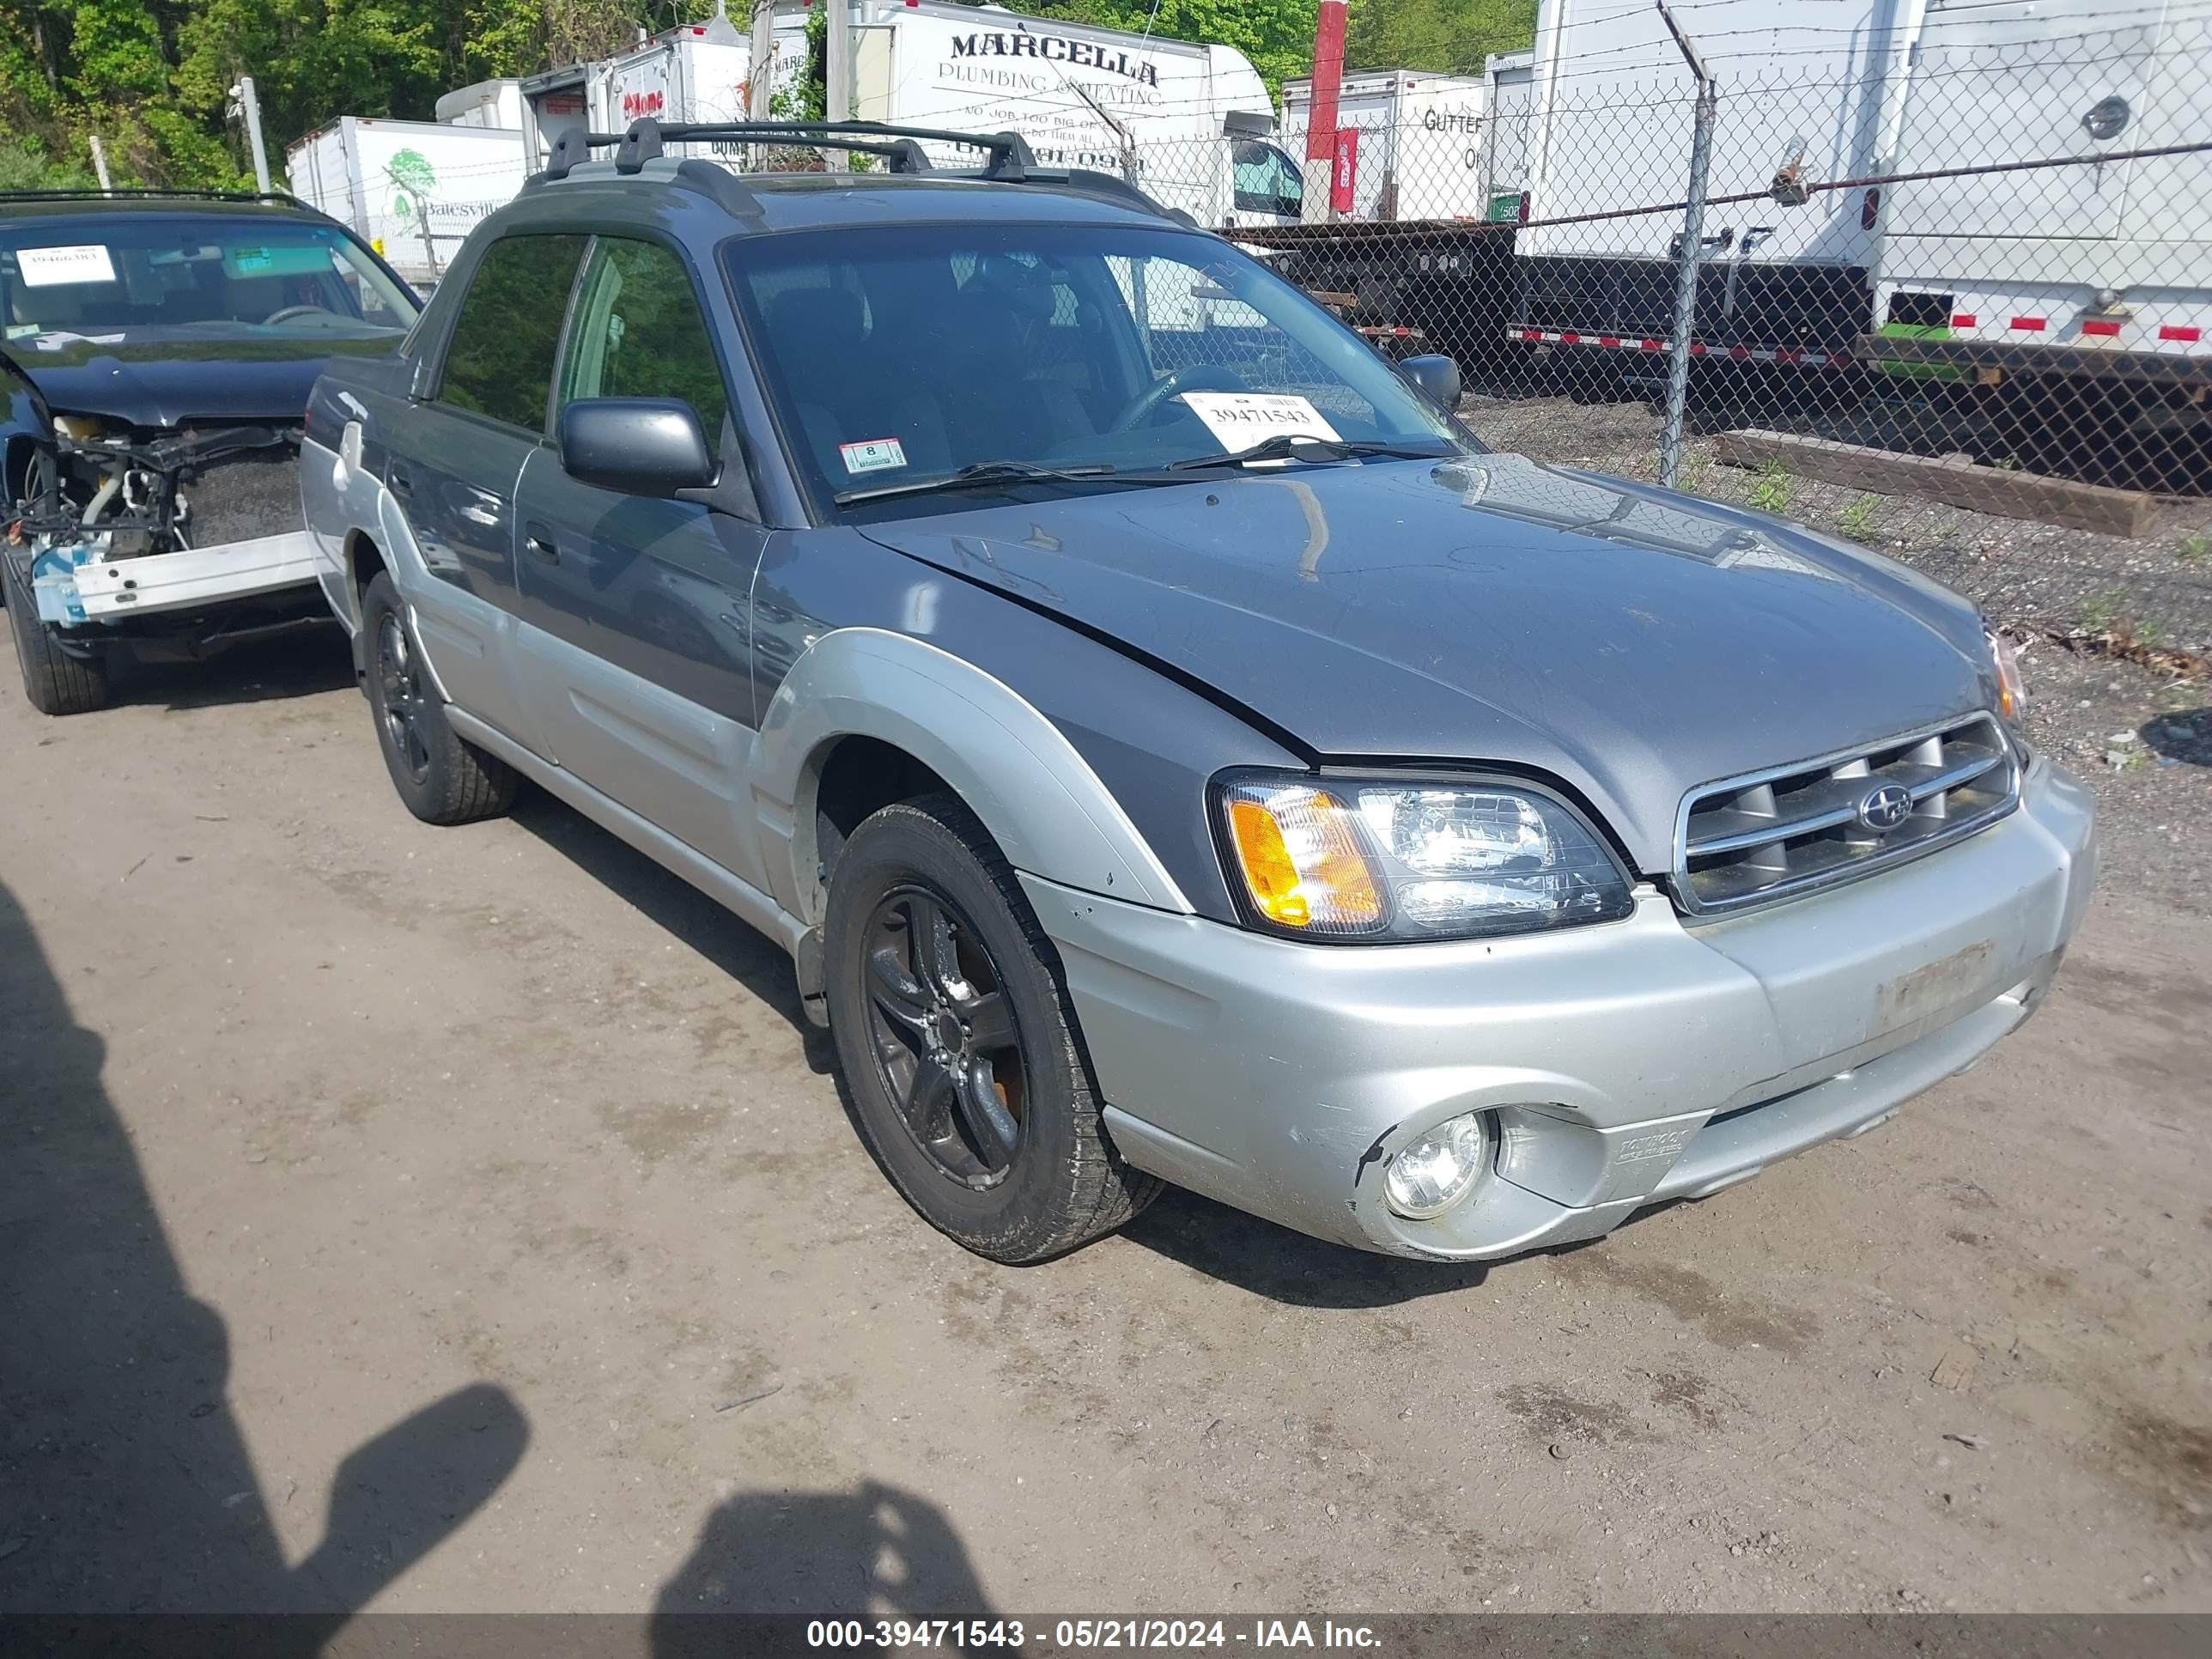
[1398,354,1462,410]
[558,398,716,497]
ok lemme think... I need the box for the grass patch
[1835,494,1880,541]
[2079,586,2127,634]
[1747,461,1792,514]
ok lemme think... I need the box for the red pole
[1302,0,1348,222]
[1307,1,1348,162]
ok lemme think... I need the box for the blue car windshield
[0,217,417,344]
[721,221,1468,514]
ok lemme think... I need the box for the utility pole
[747,1,776,120]
[88,134,112,192]
[826,0,854,171]
[229,76,273,193]
[1302,1,1347,224]
[1655,1,1717,489]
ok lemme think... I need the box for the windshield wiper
[835,459,1119,507]
[1155,434,1455,471]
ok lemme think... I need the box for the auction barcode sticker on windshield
[839,436,908,475]
[1177,392,1340,452]
[15,244,118,288]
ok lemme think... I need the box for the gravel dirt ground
[3,548,2209,1626]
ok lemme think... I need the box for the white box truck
[284,118,526,288]
[516,2,1299,231]
[827,0,1302,229]
[1279,69,1492,224]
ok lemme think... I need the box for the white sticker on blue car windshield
[840,436,908,474]
[1176,392,1341,453]
[15,244,118,287]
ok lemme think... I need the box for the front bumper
[36,532,321,624]
[1024,754,2097,1259]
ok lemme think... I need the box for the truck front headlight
[1217,772,1634,942]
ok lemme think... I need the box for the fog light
[1382,1112,1490,1219]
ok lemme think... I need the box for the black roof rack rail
[530,119,1187,226]
[0,187,303,206]
[1009,166,1192,224]
[538,118,1036,183]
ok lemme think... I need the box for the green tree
[1026,2,1319,94]
[1345,0,1535,75]
[0,0,1337,189]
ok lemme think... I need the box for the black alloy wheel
[860,885,1025,1189]
[375,611,433,786]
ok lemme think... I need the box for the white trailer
[435,79,525,130]
[1511,0,2212,382]
[1872,0,2212,375]
[517,9,768,173]
[283,118,526,288]
[1515,0,1923,353]
[1279,69,1491,224]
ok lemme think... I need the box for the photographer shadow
[0,874,526,1641]
[653,1480,998,1655]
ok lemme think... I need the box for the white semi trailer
[1510,0,2212,389]
[283,118,526,289]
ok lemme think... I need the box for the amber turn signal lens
[1224,786,1383,934]
[1988,629,2028,723]
[1228,798,1307,925]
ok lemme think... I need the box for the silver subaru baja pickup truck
[299,119,2095,1264]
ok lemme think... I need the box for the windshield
[722,222,1468,519]
[0,216,417,343]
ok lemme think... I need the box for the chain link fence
[1226,8,2212,544]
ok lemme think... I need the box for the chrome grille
[1674,714,2020,916]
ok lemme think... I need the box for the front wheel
[824,793,1160,1263]
[3,545,110,715]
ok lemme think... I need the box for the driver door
[508,233,771,890]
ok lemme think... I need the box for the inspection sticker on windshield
[839,436,908,475]
[1177,392,1340,453]
[15,244,117,288]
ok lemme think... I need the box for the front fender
[750,627,1194,927]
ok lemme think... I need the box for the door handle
[386,463,415,498]
[522,522,561,564]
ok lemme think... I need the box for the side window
[1233,141,1305,219]
[555,238,730,439]
[437,234,588,429]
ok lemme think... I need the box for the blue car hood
[3,330,399,428]
[858,453,1997,873]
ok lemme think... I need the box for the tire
[361,571,518,824]
[2,545,110,716]
[824,793,1161,1263]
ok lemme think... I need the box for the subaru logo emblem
[1857,783,1914,833]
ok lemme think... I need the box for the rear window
[0,216,416,343]
[437,234,588,431]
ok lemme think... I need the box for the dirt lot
[3,607,2209,1626]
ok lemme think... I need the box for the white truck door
[1887,0,2150,252]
